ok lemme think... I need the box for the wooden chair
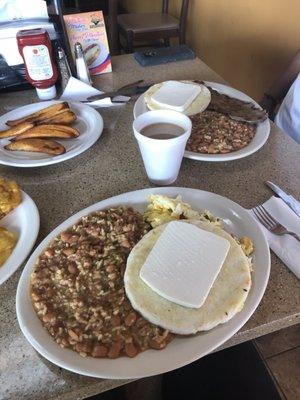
[118,0,189,53]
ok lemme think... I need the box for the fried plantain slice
[39,110,77,125]
[37,124,79,136]
[5,138,66,155]
[14,125,79,140]
[32,108,72,124]
[0,227,17,266]
[6,102,69,126]
[0,178,22,219]
[0,122,34,138]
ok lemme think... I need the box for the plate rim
[0,190,40,285]
[16,186,270,379]
[0,101,103,168]
[133,81,271,162]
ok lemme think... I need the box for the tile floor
[255,324,300,400]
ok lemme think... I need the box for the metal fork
[253,205,300,242]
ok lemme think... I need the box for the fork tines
[253,205,275,230]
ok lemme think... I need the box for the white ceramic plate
[16,187,270,379]
[87,42,109,69]
[0,101,103,167]
[133,81,270,162]
[0,190,39,285]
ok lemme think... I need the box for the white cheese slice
[150,81,202,112]
[139,221,230,308]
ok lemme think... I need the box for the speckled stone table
[0,55,299,400]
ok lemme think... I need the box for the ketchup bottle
[17,28,58,100]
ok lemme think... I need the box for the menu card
[63,11,112,75]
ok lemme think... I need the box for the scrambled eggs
[239,236,254,256]
[0,227,17,266]
[144,195,221,228]
[0,177,21,219]
[144,194,254,257]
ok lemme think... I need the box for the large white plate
[0,190,39,285]
[0,101,103,167]
[16,187,270,379]
[133,81,270,162]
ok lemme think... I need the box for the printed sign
[64,11,112,75]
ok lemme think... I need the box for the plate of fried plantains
[0,177,39,285]
[0,101,103,167]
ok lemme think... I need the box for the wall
[120,0,300,100]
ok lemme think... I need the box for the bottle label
[23,45,53,81]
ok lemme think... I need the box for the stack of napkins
[251,196,300,278]
[60,77,130,107]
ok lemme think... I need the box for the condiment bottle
[17,28,58,100]
[74,42,92,86]
[57,47,72,90]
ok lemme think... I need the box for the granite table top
[0,55,299,400]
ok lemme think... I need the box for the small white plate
[133,81,270,162]
[16,187,270,379]
[0,101,103,167]
[0,190,39,285]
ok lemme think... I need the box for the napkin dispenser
[0,19,58,92]
[45,0,76,77]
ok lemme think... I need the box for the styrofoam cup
[133,110,192,185]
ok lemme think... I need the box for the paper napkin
[250,196,300,278]
[60,77,130,107]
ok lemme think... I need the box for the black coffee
[140,123,184,140]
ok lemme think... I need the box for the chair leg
[164,38,170,47]
[179,31,186,45]
[126,30,134,54]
